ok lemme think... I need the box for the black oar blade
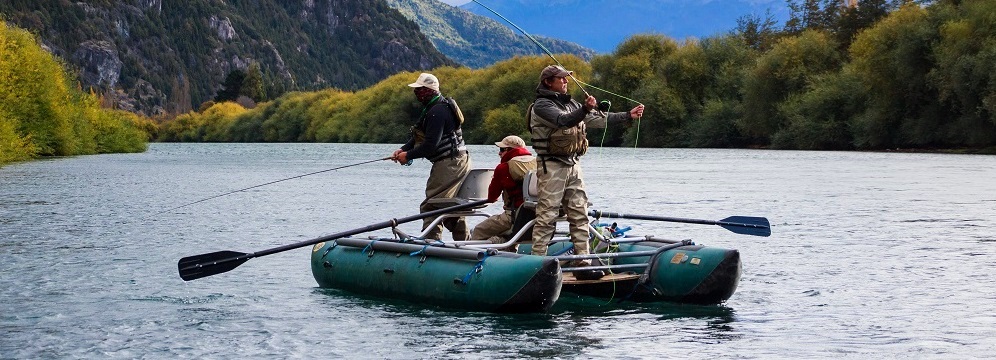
[178,250,250,281]
[719,216,771,237]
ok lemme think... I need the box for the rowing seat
[507,171,540,240]
[425,168,493,210]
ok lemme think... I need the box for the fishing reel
[598,100,611,112]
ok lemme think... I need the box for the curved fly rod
[151,156,391,217]
[471,1,641,105]
[470,0,644,144]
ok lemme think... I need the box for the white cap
[407,73,440,92]
[495,135,526,148]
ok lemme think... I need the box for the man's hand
[391,149,408,164]
[629,104,645,119]
[584,95,597,111]
[394,151,409,165]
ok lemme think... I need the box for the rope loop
[409,245,430,257]
[361,240,377,257]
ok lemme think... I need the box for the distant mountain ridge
[0,0,454,115]
[460,0,790,53]
[384,0,595,68]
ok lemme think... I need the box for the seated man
[471,135,536,249]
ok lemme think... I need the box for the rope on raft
[459,251,490,285]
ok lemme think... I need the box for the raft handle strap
[459,251,490,285]
[362,240,377,257]
[320,240,338,260]
[410,245,429,256]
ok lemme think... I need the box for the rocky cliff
[1,0,454,116]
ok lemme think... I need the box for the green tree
[774,70,864,149]
[214,69,246,102]
[735,10,781,52]
[740,30,842,144]
[848,4,937,148]
[241,63,265,102]
[927,0,996,147]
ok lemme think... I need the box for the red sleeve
[487,163,510,202]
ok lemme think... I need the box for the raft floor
[562,272,640,285]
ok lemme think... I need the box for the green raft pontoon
[309,237,561,313]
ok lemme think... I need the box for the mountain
[459,0,791,53]
[383,0,595,68]
[0,0,454,116]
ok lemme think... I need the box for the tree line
[1,21,152,167]
[156,0,993,152]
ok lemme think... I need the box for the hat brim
[542,70,574,81]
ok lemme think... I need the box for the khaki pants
[471,209,514,243]
[420,153,471,240]
[530,160,589,256]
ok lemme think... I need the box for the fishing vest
[527,101,589,157]
[412,97,467,162]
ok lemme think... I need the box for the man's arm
[532,98,587,128]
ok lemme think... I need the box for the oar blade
[719,216,771,237]
[178,250,250,281]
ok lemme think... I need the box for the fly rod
[151,156,391,217]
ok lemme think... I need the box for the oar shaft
[179,199,488,280]
[590,210,766,229]
[252,200,489,258]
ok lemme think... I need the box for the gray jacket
[530,86,630,165]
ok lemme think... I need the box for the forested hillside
[0,0,454,116]
[384,0,595,68]
[156,0,996,152]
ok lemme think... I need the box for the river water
[2,143,995,358]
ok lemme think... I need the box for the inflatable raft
[304,169,767,312]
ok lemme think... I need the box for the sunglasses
[499,147,511,152]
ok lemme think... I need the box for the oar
[152,157,391,217]
[178,199,487,281]
[589,210,771,237]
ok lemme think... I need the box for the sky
[440,0,472,5]
[448,0,790,53]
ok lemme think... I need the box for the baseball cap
[495,135,526,148]
[407,73,440,92]
[539,65,573,82]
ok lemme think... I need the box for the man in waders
[391,73,472,240]
[528,65,645,280]
[471,135,536,249]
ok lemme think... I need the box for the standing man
[392,72,471,240]
[528,65,644,274]
[471,135,536,248]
